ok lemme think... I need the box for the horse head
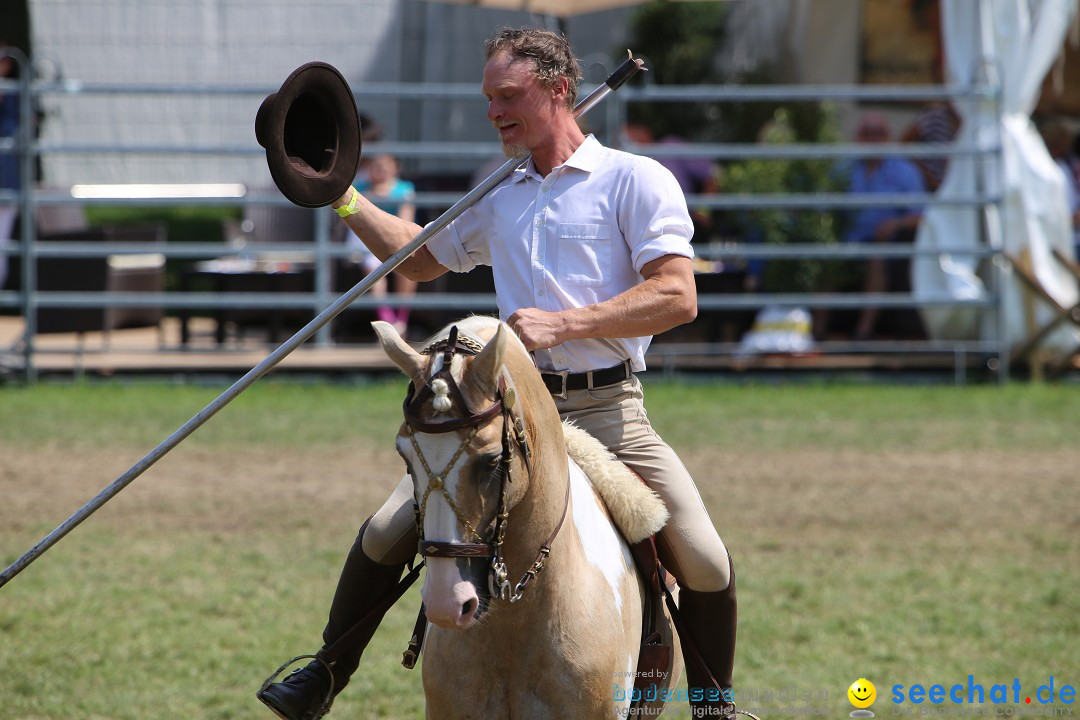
[374,316,556,630]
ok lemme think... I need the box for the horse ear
[468,323,506,398]
[372,320,425,382]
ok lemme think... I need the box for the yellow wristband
[334,187,360,218]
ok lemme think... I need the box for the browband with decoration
[403,325,504,434]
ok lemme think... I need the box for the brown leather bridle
[404,325,568,603]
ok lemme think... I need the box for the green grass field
[1,381,1077,719]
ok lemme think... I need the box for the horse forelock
[420,317,532,408]
[426,352,466,408]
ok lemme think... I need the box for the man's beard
[501,141,529,158]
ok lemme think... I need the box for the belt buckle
[548,370,569,400]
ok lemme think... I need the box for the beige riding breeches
[362,375,732,592]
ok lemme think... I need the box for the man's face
[855,114,889,166]
[482,51,564,157]
[367,155,397,184]
[856,118,890,144]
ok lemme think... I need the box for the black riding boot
[257,519,408,720]
[679,555,739,720]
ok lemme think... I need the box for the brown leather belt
[540,360,632,399]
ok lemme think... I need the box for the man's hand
[873,217,899,243]
[506,307,566,351]
[874,213,921,243]
[506,254,697,352]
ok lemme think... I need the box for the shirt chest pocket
[556,223,611,287]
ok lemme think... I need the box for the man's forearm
[507,255,697,351]
[332,188,446,281]
[561,275,697,341]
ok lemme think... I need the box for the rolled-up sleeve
[425,195,499,274]
[425,220,476,273]
[618,157,695,273]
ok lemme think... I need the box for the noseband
[404,326,568,603]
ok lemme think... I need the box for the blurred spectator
[339,153,418,336]
[354,112,384,183]
[0,42,20,290]
[900,101,960,191]
[1040,119,1080,255]
[622,121,718,239]
[843,111,926,340]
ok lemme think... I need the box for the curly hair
[483,27,582,108]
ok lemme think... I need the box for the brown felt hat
[256,62,362,208]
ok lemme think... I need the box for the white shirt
[427,135,694,373]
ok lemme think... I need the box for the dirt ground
[3,436,1077,720]
[4,440,1076,561]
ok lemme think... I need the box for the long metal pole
[0,53,645,590]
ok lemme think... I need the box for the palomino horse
[373,316,679,720]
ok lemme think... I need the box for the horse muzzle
[422,555,490,629]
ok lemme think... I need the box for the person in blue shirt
[340,153,418,335]
[0,44,21,290]
[843,111,926,340]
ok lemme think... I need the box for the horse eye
[484,454,501,469]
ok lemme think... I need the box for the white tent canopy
[913,0,1080,350]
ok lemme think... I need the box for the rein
[405,326,567,603]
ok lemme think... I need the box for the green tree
[624,1,841,145]
[623,0,731,141]
[723,108,848,293]
[625,2,849,292]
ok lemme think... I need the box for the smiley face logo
[848,678,877,709]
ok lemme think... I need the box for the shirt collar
[512,134,603,183]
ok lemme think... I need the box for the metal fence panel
[0,68,1007,381]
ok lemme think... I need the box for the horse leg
[679,554,738,719]
[258,516,411,720]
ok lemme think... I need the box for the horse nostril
[462,597,478,619]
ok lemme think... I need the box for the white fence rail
[0,58,1007,381]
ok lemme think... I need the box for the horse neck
[497,390,576,578]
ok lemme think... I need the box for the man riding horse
[258,27,742,720]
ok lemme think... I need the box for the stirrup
[256,654,335,720]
